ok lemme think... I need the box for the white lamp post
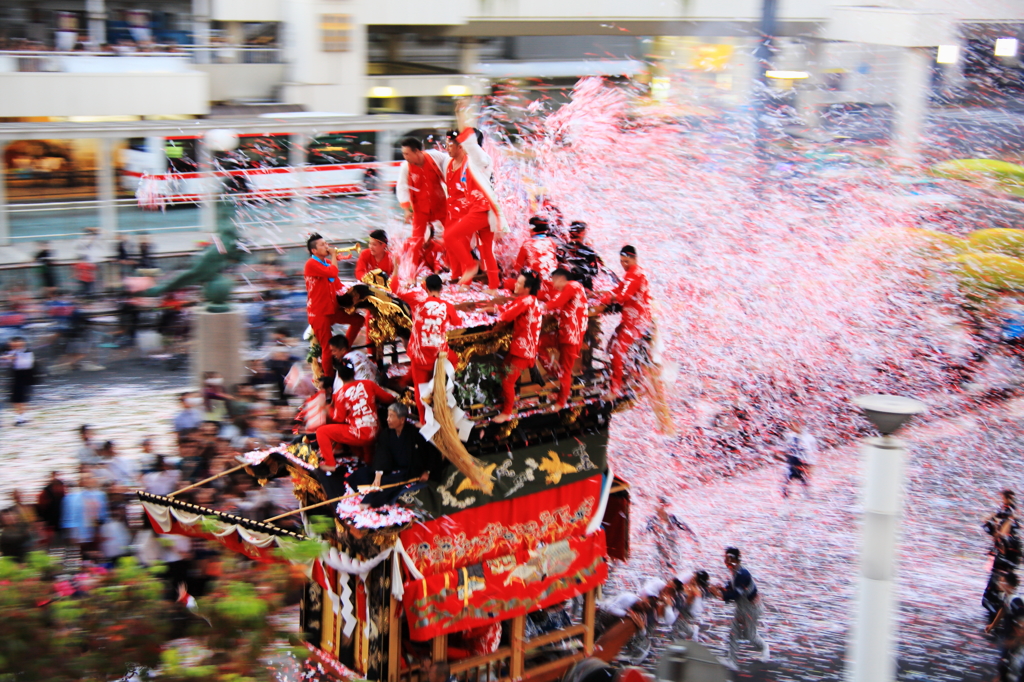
[847,394,927,682]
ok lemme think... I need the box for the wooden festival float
[138,273,634,682]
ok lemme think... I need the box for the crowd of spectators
[0,327,309,600]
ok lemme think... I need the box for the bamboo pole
[167,462,250,497]
[265,477,420,523]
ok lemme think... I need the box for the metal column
[97,138,118,237]
[290,133,311,233]
[86,0,106,47]
[197,139,217,236]
[849,436,904,682]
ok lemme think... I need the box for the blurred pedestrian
[0,507,32,561]
[671,570,711,641]
[34,240,57,292]
[712,547,769,670]
[35,472,65,547]
[781,418,816,499]
[173,391,204,436]
[4,335,35,426]
[76,424,101,468]
[73,227,104,299]
[61,471,109,562]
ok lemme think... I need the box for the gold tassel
[430,353,494,495]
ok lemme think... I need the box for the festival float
[138,270,640,682]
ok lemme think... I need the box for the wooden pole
[583,589,596,655]
[510,614,526,679]
[265,477,420,523]
[432,633,448,663]
[388,595,401,682]
[167,462,250,497]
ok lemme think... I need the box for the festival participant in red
[509,217,559,299]
[544,268,588,410]
[354,229,395,282]
[304,233,364,376]
[444,103,506,291]
[393,274,463,425]
[600,245,652,398]
[492,271,543,424]
[316,361,397,470]
[396,138,447,271]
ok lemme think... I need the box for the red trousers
[315,423,376,466]
[409,361,434,424]
[410,214,443,272]
[554,342,581,405]
[609,324,642,394]
[446,211,498,289]
[311,310,364,375]
[500,354,535,417]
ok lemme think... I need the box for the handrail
[0,46,284,69]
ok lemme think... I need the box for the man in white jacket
[395,137,447,272]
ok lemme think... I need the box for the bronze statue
[145,193,245,312]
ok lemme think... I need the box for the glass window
[164,137,198,173]
[307,132,376,165]
[213,134,290,170]
[392,128,447,160]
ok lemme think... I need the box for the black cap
[529,216,550,233]
[569,221,587,235]
[369,229,388,245]
[620,245,637,257]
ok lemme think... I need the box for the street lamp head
[205,128,239,152]
[852,394,927,436]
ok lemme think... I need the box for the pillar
[892,47,932,164]
[97,138,118,237]
[458,38,480,74]
[86,0,106,46]
[192,0,211,64]
[848,436,904,682]
[385,34,402,63]
[224,21,245,47]
[416,97,437,115]
[191,309,246,388]
[0,142,9,246]
[800,40,825,128]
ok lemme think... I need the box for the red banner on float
[402,530,607,641]
[400,474,604,576]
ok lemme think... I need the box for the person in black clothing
[0,507,32,561]
[34,241,57,291]
[350,403,444,507]
[137,234,155,270]
[557,221,603,291]
[35,472,65,548]
[558,221,603,375]
[5,336,35,426]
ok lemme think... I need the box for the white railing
[0,46,283,73]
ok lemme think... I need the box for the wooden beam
[521,652,585,682]
[450,647,511,674]
[388,596,401,682]
[524,624,587,651]
[510,615,526,680]
[583,589,596,655]
[432,633,448,663]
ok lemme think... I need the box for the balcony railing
[0,46,283,73]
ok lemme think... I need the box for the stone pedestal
[191,309,246,388]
